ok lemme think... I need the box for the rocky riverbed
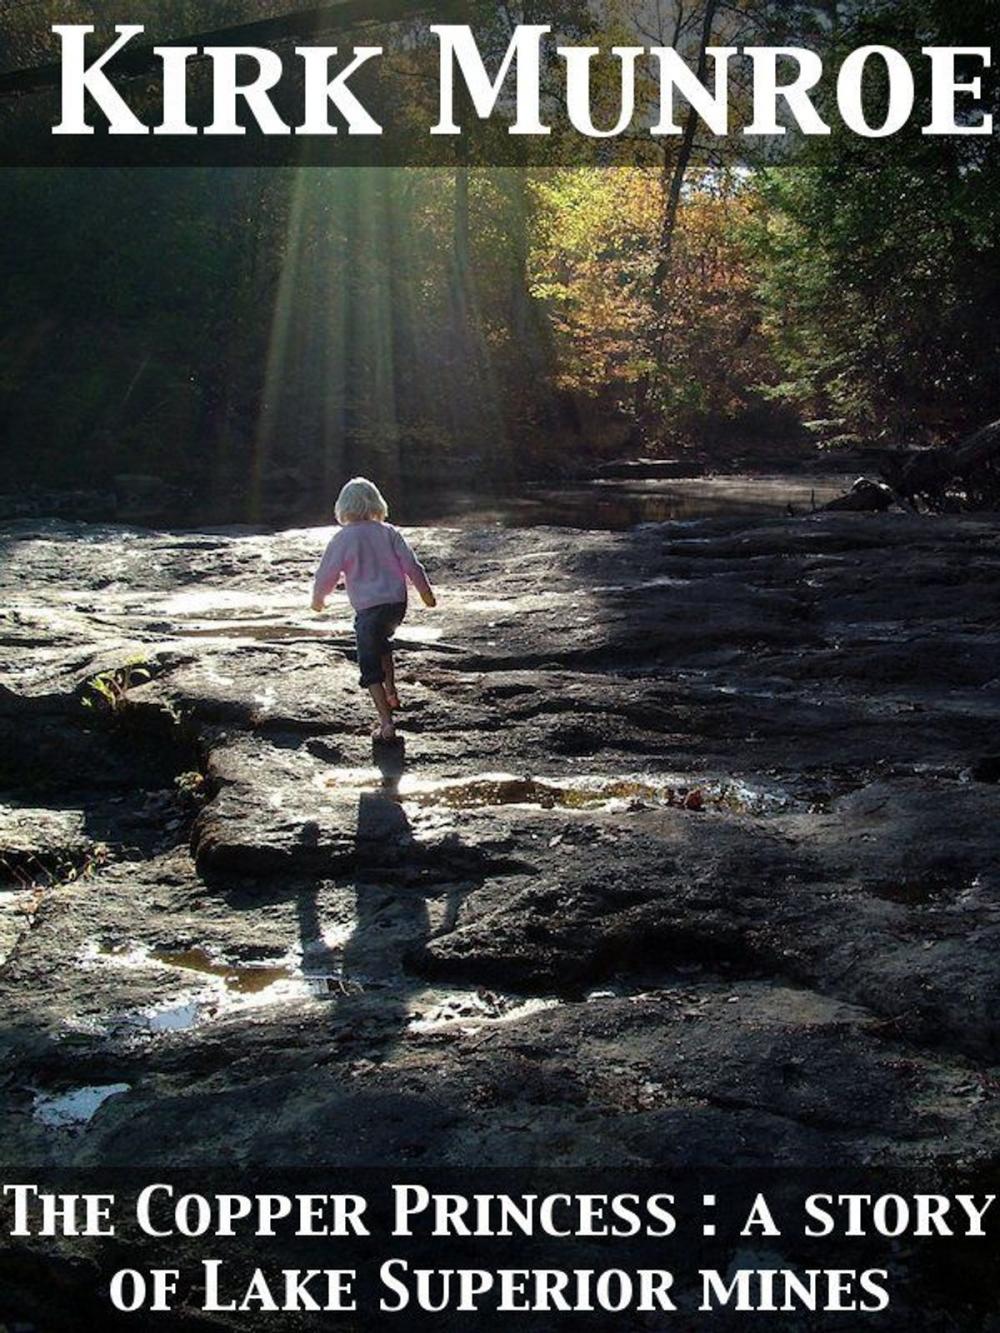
[1,511,1000,1328]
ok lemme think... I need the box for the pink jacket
[313,521,431,611]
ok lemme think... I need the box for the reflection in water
[149,947,294,995]
[402,773,793,815]
[321,768,796,816]
[404,476,846,532]
[142,997,203,1032]
[87,942,338,1034]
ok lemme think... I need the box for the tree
[746,0,1000,443]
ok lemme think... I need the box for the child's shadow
[297,736,470,1053]
[371,733,407,792]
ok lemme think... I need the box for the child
[311,477,436,740]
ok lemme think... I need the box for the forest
[0,0,997,522]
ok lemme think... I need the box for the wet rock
[1,508,999,1196]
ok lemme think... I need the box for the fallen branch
[879,418,1000,511]
[818,477,895,514]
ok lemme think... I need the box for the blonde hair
[335,476,389,525]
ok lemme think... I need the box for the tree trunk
[453,163,471,289]
[650,0,720,315]
[635,0,719,427]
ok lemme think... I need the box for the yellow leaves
[529,166,759,398]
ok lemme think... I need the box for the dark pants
[354,602,406,687]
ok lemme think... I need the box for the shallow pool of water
[149,946,297,995]
[32,1083,130,1130]
[83,938,566,1040]
[321,770,795,816]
